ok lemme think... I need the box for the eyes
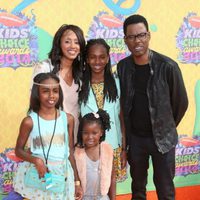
[82,130,101,136]
[40,87,59,94]
[125,32,149,42]
[64,39,79,45]
[88,55,107,60]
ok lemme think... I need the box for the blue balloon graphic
[103,0,141,15]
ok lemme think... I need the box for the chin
[133,51,146,57]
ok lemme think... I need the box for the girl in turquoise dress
[79,39,127,182]
[13,73,82,200]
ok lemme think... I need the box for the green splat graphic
[193,80,200,136]
[37,28,53,61]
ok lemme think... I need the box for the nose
[95,57,101,65]
[49,90,54,98]
[134,36,141,43]
[70,41,77,48]
[88,134,93,139]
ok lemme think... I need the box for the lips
[48,100,56,105]
[135,46,143,51]
[93,65,102,70]
[87,140,94,145]
[68,50,77,54]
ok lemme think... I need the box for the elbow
[15,147,20,158]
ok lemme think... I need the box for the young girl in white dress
[13,73,82,200]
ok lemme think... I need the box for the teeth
[68,50,76,54]
[135,46,142,51]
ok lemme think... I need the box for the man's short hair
[123,14,149,35]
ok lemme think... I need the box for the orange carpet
[116,185,200,200]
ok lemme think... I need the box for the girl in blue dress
[13,73,82,200]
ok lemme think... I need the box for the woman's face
[87,44,109,74]
[60,30,80,60]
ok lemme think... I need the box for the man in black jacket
[117,14,188,200]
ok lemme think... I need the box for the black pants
[128,135,175,200]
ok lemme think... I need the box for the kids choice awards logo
[0,10,38,69]
[0,148,22,194]
[175,136,200,176]
[176,13,200,64]
[87,11,129,66]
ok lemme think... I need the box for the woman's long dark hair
[79,38,118,104]
[48,24,85,90]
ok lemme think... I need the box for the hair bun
[97,109,111,131]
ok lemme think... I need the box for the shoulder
[117,55,133,74]
[21,116,33,129]
[74,146,85,156]
[101,141,113,154]
[152,50,178,68]
[59,111,74,123]
[118,55,132,66]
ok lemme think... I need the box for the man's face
[124,23,150,59]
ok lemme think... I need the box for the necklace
[37,110,57,167]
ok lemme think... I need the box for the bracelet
[75,181,81,186]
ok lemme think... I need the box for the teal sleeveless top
[29,111,69,161]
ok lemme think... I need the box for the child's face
[38,78,60,109]
[60,30,80,61]
[82,122,103,148]
[87,44,109,74]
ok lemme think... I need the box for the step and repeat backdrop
[0,0,200,198]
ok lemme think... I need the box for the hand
[34,157,47,178]
[120,149,127,169]
[75,185,83,200]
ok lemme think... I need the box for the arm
[108,160,116,200]
[15,117,47,178]
[167,63,188,126]
[119,108,127,169]
[67,113,83,200]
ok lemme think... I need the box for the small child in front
[75,109,116,200]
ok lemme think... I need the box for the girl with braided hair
[79,38,127,183]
